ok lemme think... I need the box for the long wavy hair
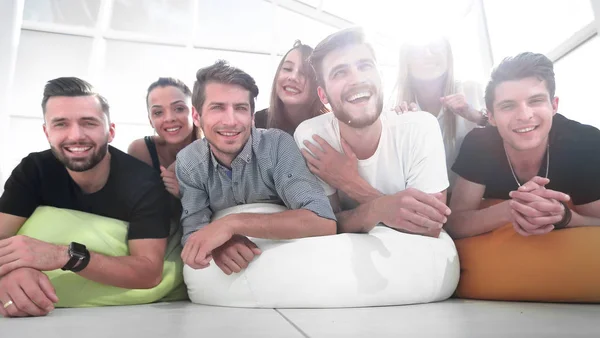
[266,40,327,134]
[394,37,458,148]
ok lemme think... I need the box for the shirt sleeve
[0,155,42,217]
[570,127,600,205]
[127,179,171,240]
[451,129,487,185]
[292,122,337,197]
[405,116,450,193]
[176,156,212,245]
[273,133,336,221]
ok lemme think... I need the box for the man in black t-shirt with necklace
[0,77,170,318]
[446,52,600,239]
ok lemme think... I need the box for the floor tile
[279,299,600,338]
[0,301,305,338]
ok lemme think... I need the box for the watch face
[69,242,87,259]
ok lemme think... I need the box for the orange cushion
[455,200,600,303]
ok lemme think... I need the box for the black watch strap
[71,248,91,272]
[554,202,572,230]
[61,255,81,271]
[61,242,90,272]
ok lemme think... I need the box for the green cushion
[17,206,187,307]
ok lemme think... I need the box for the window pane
[110,0,193,42]
[554,36,600,129]
[12,31,93,118]
[275,6,337,54]
[100,40,193,125]
[484,0,594,62]
[23,0,100,27]
[195,0,274,52]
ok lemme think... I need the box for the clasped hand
[508,176,570,236]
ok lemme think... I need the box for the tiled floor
[2,299,600,337]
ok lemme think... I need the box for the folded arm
[445,176,511,239]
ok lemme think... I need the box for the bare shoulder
[127,138,152,167]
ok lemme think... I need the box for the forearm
[56,245,164,289]
[569,212,600,227]
[445,201,512,239]
[339,177,383,204]
[228,209,336,239]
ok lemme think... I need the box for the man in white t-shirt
[294,27,451,237]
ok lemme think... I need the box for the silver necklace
[504,143,550,187]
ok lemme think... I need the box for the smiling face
[406,39,449,80]
[147,85,194,144]
[317,43,383,128]
[489,76,558,152]
[198,82,253,165]
[275,48,311,107]
[43,95,115,172]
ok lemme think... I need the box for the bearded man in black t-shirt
[446,52,600,239]
[0,77,171,318]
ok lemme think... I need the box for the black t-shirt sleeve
[0,155,42,217]
[127,180,171,240]
[568,127,600,205]
[451,129,488,185]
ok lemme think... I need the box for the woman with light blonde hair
[254,40,327,134]
[394,36,486,190]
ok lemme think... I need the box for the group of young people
[1,26,599,318]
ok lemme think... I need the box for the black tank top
[143,136,161,172]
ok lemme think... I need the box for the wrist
[554,201,572,230]
[56,244,70,268]
[221,214,240,236]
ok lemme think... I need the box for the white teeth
[219,132,238,136]
[347,92,371,102]
[515,126,535,133]
[66,147,91,153]
[165,127,181,132]
[284,86,300,94]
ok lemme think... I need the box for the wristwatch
[61,242,91,272]
[553,202,572,230]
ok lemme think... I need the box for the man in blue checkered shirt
[175,60,336,275]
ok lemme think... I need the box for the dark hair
[192,60,259,114]
[145,77,192,109]
[42,77,110,119]
[309,27,376,87]
[485,52,556,113]
[267,40,327,134]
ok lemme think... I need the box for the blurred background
[1,0,599,188]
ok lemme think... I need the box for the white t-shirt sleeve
[293,119,337,197]
[405,114,450,193]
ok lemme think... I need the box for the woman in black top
[127,77,199,198]
[254,40,327,135]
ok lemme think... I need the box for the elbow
[313,218,336,237]
[140,272,163,289]
[322,219,337,236]
[443,219,467,240]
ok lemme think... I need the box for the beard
[51,141,109,172]
[328,88,384,129]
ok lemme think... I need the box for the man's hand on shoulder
[375,188,451,237]
[0,235,68,276]
[212,235,261,275]
[508,176,571,236]
[0,267,59,318]
[181,219,235,269]
[301,135,360,191]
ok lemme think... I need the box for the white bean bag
[184,203,460,308]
